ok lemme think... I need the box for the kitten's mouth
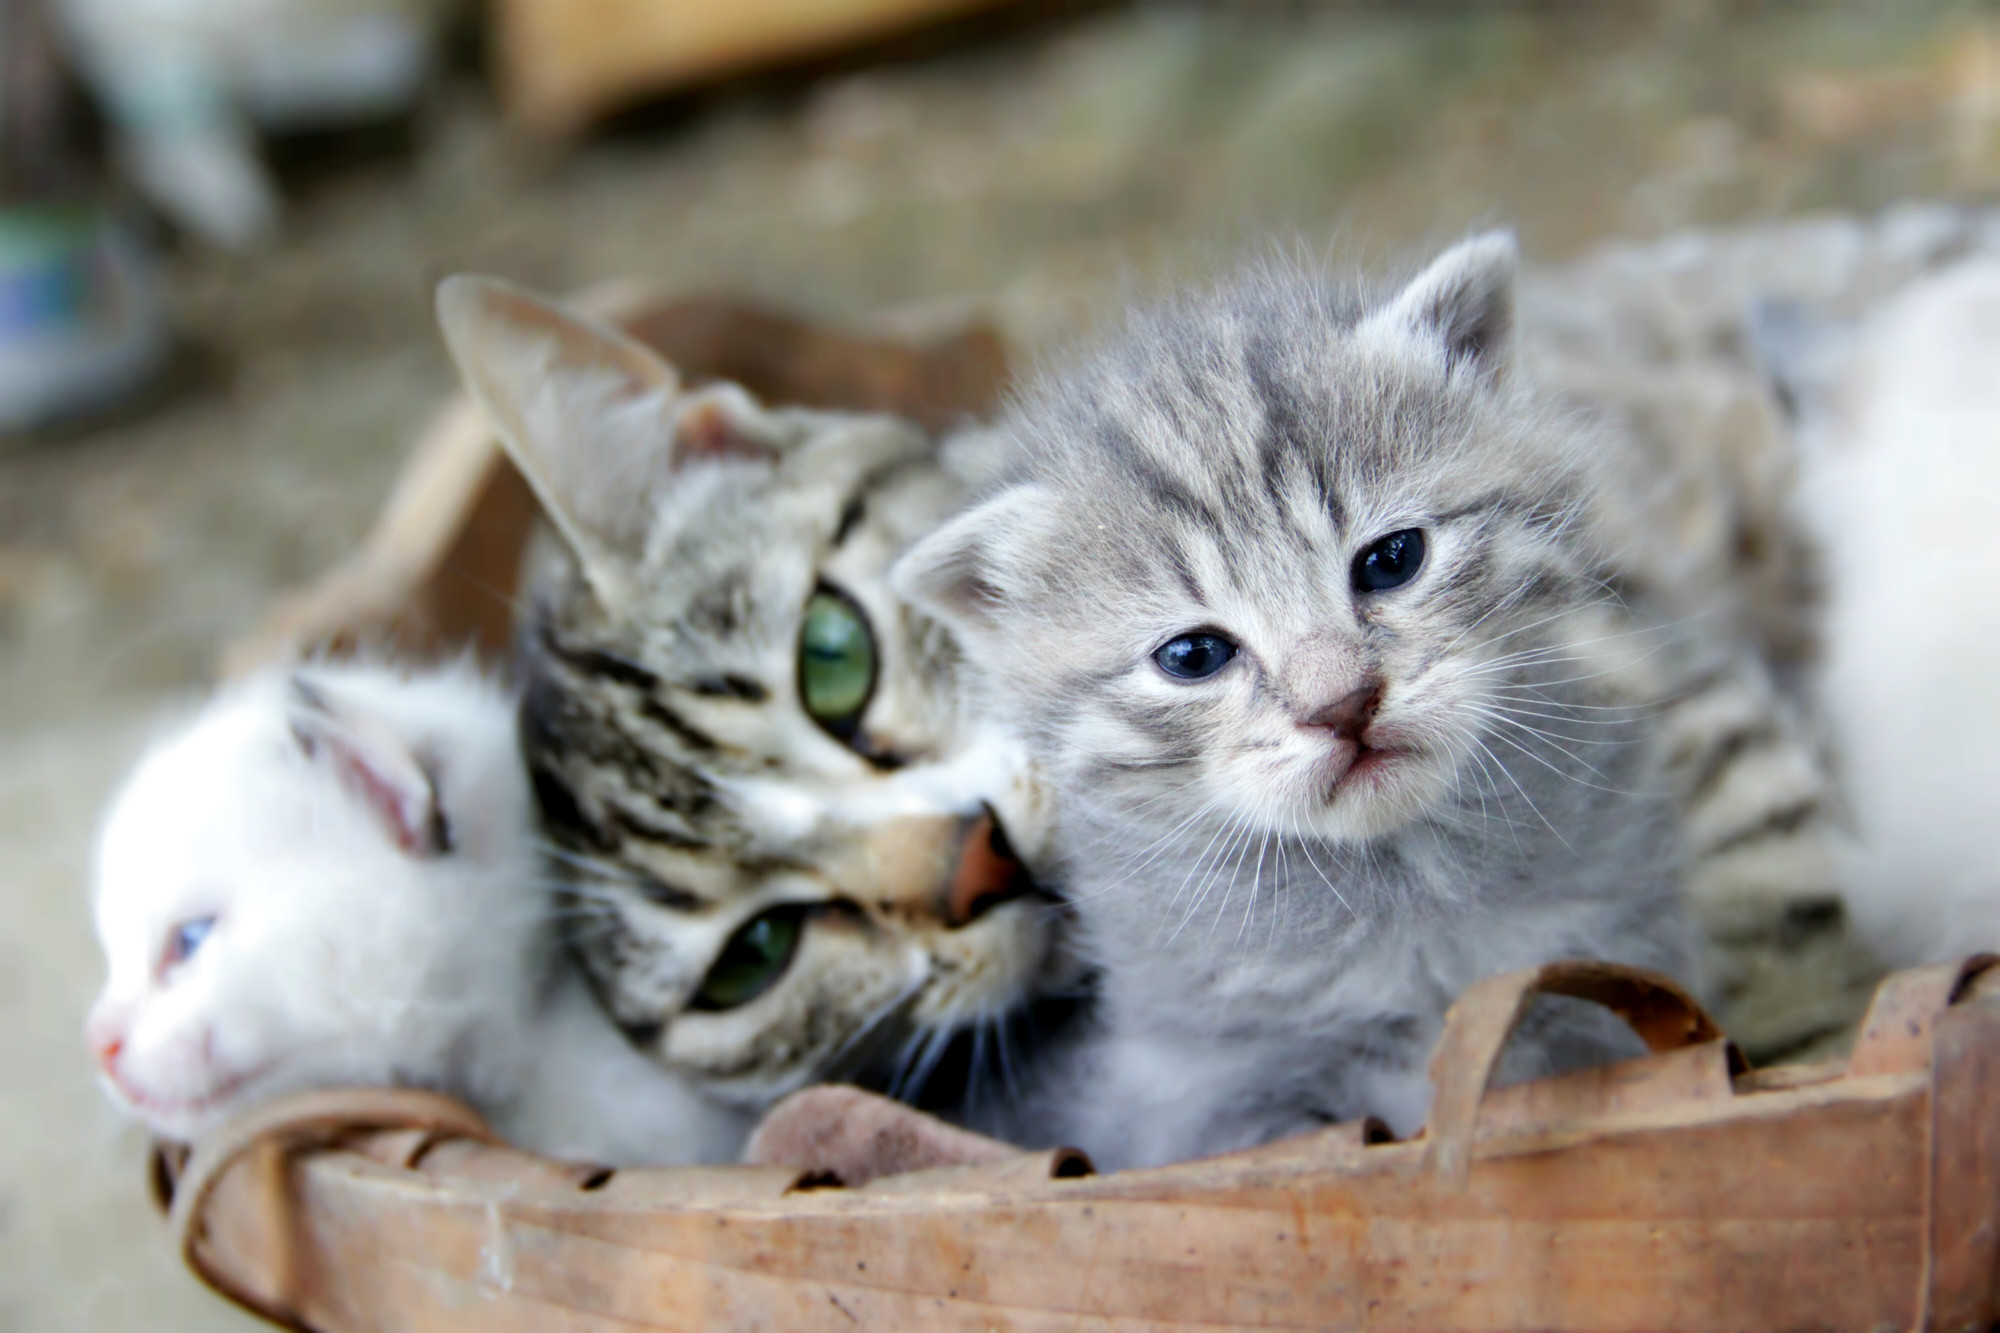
[105,1059,277,1133]
[1324,741,1409,799]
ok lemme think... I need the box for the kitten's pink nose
[85,1007,127,1069]
[1302,682,1382,741]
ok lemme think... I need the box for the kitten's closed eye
[1351,529,1427,594]
[1155,633,1238,681]
[162,915,216,972]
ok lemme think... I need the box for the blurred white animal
[55,0,446,248]
[1782,259,2000,967]
[84,659,751,1164]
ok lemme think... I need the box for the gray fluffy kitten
[895,234,1700,1169]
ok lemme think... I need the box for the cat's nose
[85,1009,126,1069]
[943,809,1034,928]
[1301,682,1382,740]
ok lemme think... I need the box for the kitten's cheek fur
[905,896,1051,1027]
[104,1038,274,1142]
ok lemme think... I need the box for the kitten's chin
[104,1060,283,1145]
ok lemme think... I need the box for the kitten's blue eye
[1352,528,1427,594]
[166,916,216,968]
[1155,633,1238,680]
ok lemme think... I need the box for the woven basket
[168,292,2000,1332]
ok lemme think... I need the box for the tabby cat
[437,277,1076,1114]
[1520,205,2000,1057]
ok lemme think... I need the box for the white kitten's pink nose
[85,1005,128,1069]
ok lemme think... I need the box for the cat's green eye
[798,588,876,737]
[691,906,806,1011]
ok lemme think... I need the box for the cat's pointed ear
[436,276,777,609]
[1365,231,1518,380]
[287,676,447,858]
[436,275,675,608]
[892,485,1053,642]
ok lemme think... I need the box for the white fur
[1795,259,2000,967]
[85,659,749,1162]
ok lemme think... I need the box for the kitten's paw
[743,1085,1016,1186]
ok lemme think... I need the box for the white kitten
[84,659,750,1163]
[1786,259,2000,967]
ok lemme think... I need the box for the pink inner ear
[312,727,442,857]
[672,400,779,469]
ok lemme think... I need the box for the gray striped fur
[898,234,1738,1167]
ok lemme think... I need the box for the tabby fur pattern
[897,234,1772,1166]
[438,278,1075,1113]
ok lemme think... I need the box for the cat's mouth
[1323,740,1413,800]
[104,1058,279,1136]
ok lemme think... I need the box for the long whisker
[1477,724,1637,798]
[1471,707,1627,752]
[1169,812,1254,947]
[1467,731,1572,853]
[1288,809,1356,923]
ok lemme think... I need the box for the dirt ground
[4,2,1995,1327]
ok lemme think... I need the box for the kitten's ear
[892,486,1052,642]
[435,275,777,609]
[1365,231,1518,380]
[287,677,446,858]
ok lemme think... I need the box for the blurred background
[1,0,1995,1326]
